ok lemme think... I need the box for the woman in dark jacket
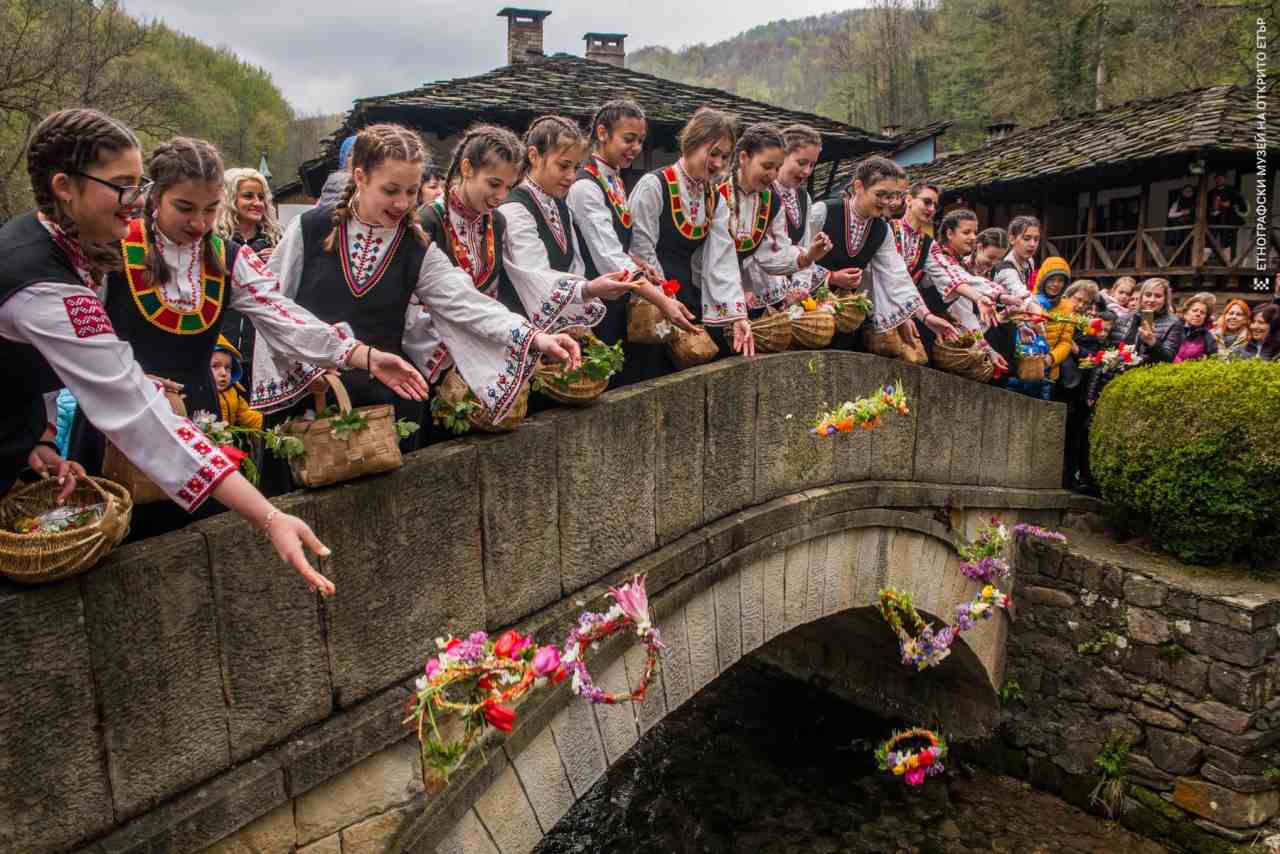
[1120,277,1183,364]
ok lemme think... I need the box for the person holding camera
[1119,277,1183,363]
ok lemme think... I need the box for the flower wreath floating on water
[878,585,1010,671]
[564,574,664,705]
[809,381,910,437]
[876,727,948,786]
[405,628,564,788]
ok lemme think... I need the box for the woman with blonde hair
[1118,277,1183,363]
[216,167,284,384]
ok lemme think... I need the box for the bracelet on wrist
[262,508,281,534]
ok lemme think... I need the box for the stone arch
[397,506,1012,854]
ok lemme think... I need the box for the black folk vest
[819,196,889,271]
[649,166,718,320]
[104,219,238,416]
[574,164,633,274]
[294,207,426,358]
[781,186,811,246]
[724,183,783,264]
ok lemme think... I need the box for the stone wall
[0,351,1068,854]
[1001,531,1280,853]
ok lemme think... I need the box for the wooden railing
[1042,224,1279,282]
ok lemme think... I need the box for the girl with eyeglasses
[0,109,424,595]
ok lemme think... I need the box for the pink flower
[905,768,927,786]
[608,574,652,630]
[532,645,561,677]
[425,657,441,679]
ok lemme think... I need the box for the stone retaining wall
[1001,531,1280,853]
[0,351,1068,854]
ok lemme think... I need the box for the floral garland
[876,728,948,786]
[809,382,909,437]
[957,516,1012,584]
[879,584,1009,671]
[1012,523,1068,544]
[405,628,565,787]
[1047,311,1106,337]
[563,575,663,704]
[1083,343,1141,372]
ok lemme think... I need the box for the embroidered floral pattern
[663,165,716,241]
[779,185,803,232]
[722,184,773,253]
[340,218,405,297]
[891,219,927,280]
[38,213,97,290]
[441,194,497,293]
[122,219,225,335]
[843,203,873,259]
[523,179,568,254]
[63,294,113,338]
[585,158,632,228]
[171,417,235,511]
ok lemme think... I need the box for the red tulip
[445,637,462,652]
[662,278,681,297]
[482,701,516,733]
[493,630,523,659]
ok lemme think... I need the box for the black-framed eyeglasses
[70,172,152,206]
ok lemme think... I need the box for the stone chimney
[583,32,627,67]
[497,8,551,64]
[985,121,1017,145]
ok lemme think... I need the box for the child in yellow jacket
[211,337,262,430]
[1033,256,1077,383]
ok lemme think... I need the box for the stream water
[532,659,1168,854]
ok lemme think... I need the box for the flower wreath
[563,575,664,705]
[406,629,564,787]
[809,381,910,437]
[957,516,1012,585]
[1012,523,1068,544]
[879,585,1010,671]
[876,727,948,785]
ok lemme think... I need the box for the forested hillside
[629,0,1274,151]
[0,0,336,219]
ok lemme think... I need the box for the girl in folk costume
[810,156,958,359]
[630,107,756,363]
[69,137,425,538]
[215,166,283,390]
[725,123,832,310]
[0,108,339,595]
[257,124,577,428]
[497,115,644,331]
[992,215,1041,304]
[566,100,696,384]
[968,227,1009,278]
[923,208,1011,373]
[774,124,853,296]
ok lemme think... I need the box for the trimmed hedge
[1090,359,1280,566]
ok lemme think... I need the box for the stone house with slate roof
[906,86,1275,295]
[296,8,892,201]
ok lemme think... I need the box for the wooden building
[904,85,1279,295]
[297,7,892,196]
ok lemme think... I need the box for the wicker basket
[285,374,403,488]
[791,311,836,350]
[102,389,185,505]
[901,333,929,365]
[865,328,904,359]
[438,369,529,433]
[668,327,719,370]
[626,295,665,344]
[750,311,792,353]
[1016,356,1047,382]
[832,298,868,335]
[534,333,610,405]
[933,339,994,383]
[0,476,132,583]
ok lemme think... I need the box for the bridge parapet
[0,351,1071,854]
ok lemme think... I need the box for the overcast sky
[121,0,861,115]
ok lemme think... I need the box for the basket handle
[311,372,353,416]
[167,390,187,418]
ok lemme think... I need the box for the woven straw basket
[933,339,994,383]
[626,295,665,344]
[1017,356,1047,382]
[833,299,867,335]
[668,326,719,370]
[0,476,132,583]
[102,389,185,504]
[865,328,904,359]
[750,311,792,353]
[534,333,610,405]
[438,369,529,433]
[285,374,402,488]
[791,311,835,350]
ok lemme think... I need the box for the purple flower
[608,575,652,630]
[453,635,487,664]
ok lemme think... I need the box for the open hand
[26,444,86,505]
[533,332,582,370]
[370,348,429,400]
[731,318,756,359]
[658,295,698,333]
[267,512,336,596]
[585,270,636,300]
[923,313,959,342]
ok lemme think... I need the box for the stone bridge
[0,351,1086,854]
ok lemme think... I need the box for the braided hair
[677,108,737,160]
[848,155,906,197]
[26,108,140,275]
[780,124,822,154]
[142,137,226,285]
[970,226,1009,271]
[324,123,427,253]
[938,208,978,251]
[521,115,587,179]
[443,123,523,199]
[728,123,785,238]
[588,99,645,151]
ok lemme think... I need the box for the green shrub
[1090,360,1280,566]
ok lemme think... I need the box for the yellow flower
[907,754,920,769]
[981,585,994,598]
[893,763,905,775]
[802,297,817,311]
